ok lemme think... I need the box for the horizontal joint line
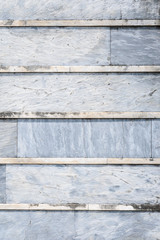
[0,66,160,73]
[0,112,160,119]
[0,20,159,27]
[0,204,159,211]
[0,158,160,165]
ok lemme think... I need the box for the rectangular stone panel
[111,28,160,65]
[0,28,110,66]
[122,120,151,158]
[0,120,17,157]
[0,211,160,240]
[0,211,74,240]
[152,120,160,158]
[6,165,159,204]
[0,166,6,203]
[0,0,159,20]
[0,73,160,112]
[18,119,151,158]
[74,212,160,240]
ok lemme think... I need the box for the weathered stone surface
[0,66,159,73]
[0,0,159,20]
[0,166,6,203]
[18,119,151,158]
[0,211,74,240]
[0,120,17,157]
[0,211,160,239]
[122,120,151,158]
[0,73,160,112]
[0,28,110,66]
[0,20,160,27]
[74,212,160,240]
[152,120,160,158]
[6,165,160,204]
[111,28,160,65]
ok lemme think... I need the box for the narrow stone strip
[0,20,159,27]
[0,66,159,73]
[0,112,160,119]
[0,158,160,165]
[0,204,159,211]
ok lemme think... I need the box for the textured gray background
[0,166,6,203]
[0,0,159,20]
[0,27,110,66]
[0,119,159,158]
[0,27,159,67]
[111,28,160,65]
[0,0,160,239]
[18,119,152,158]
[0,120,17,157]
[5,165,160,205]
[0,73,160,112]
[0,211,160,240]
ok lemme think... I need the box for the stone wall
[0,0,160,239]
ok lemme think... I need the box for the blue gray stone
[6,165,160,204]
[0,73,160,112]
[152,120,160,158]
[122,120,151,158]
[0,0,159,20]
[0,211,160,240]
[18,119,151,158]
[0,28,110,66]
[0,211,74,240]
[0,120,17,157]
[74,212,160,240]
[0,166,6,203]
[111,28,160,65]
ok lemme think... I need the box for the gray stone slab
[152,120,160,158]
[18,119,151,158]
[0,0,159,20]
[122,120,151,158]
[0,73,160,112]
[0,211,74,240]
[111,28,160,65]
[0,28,110,66]
[6,165,160,204]
[74,212,160,240]
[0,211,160,240]
[0,166,6,203]
[17,119,123,158]
[0,120,17,157]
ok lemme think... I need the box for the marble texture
[0,73,160,112]
[0,0,160,239]
[0,0,159,20]
[0,166,6,203]
[111,28,160,65]
[122,120,151,158]
[0,120,17,157]
[18,119,151,158]
[0,211,160,240]
[6,165,160,204]
[152,120,160,158]
[74,212,160,240]
[0,211,74,240]
[0,28,110,66]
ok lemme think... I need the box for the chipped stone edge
[0,203,160,211]
[0,158,160,165]
[0,20,160,27]
[0,112,160,119]
[0,66,160,73]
